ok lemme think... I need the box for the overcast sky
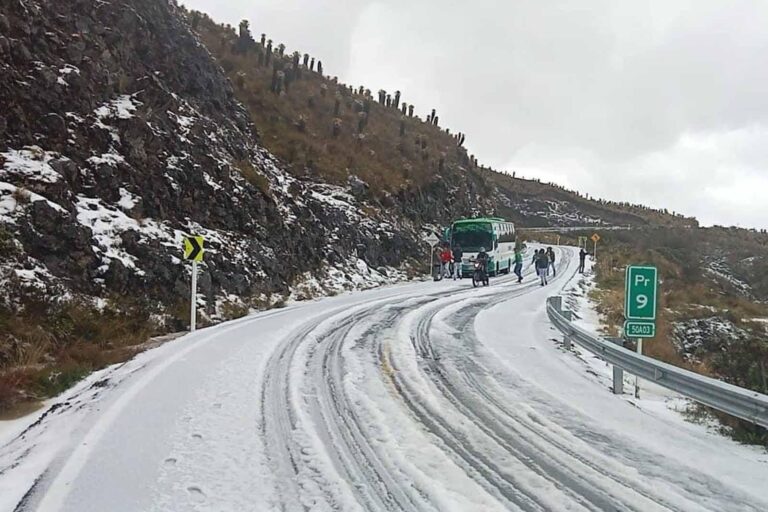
[183,0,768,229]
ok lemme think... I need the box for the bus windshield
[451,225,492,252]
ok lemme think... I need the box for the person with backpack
[535,249,549,286]
[547,247,556,277]
[452,243,463,280]
[513,247,523,283]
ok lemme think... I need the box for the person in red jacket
[440,244,453,277]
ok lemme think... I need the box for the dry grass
[193,15,474,200]
[235,159,271,198]
[0,289,161,412]
[12,187,31,205]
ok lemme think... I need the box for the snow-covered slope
[2,246,765,511]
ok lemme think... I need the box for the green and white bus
[450,217,516,277]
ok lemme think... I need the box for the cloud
[184,0,768,228]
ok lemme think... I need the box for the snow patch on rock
[94,94,141,120]
[0,146,64,183]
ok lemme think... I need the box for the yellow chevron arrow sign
[183,235,204,262]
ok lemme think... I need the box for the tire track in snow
[386,247,760,511]
[262,247,755,511]
[260,255,538,510]
[408,302,680,511]
[262,293,447,511]
[262,247,565,510]
[383,253,616,511]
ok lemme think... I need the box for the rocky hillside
[0,0,423,309]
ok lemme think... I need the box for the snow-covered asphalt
[2,247,767,511]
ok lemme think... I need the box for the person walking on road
[513,247,523,283]
[535,249,549,286]
[452,243,463,280]
[579,248,587,273]
[440,244,453,278]
[547,247,556,277]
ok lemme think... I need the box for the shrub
[235,160,271,197]
[0,226,16,256]
[0,292,160,411]
[12,187,31,204]
[221,300,249,320]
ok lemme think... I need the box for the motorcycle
[471,258,489,287]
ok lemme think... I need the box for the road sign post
[624,265,658,398]
[425,233,439,279]
[190,260,198,331]
[591,233,600,259]
[183,236,205,332]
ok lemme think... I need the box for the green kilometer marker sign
[624,320,656,338]
[625,266,658,339]
[625,266,658,321]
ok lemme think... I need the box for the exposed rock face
[0,0,418,310]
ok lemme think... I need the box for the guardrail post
[634,338,643,398]
[551,296,574,349]
[607,337,625,395]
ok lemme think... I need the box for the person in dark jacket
[547,247,556,277]
[452,244,463,280]
[535,249,549,286]
[579,248,587,273]
[476,247,490,283]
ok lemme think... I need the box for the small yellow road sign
[591,233,601,243]
[183,236,204,262]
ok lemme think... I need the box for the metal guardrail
[547,296,768,429]
[520,225,633,233]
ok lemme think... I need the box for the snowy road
[2,247,767,511]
